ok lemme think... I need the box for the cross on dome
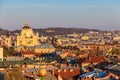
[25,20,29,26]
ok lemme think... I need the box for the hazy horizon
[0,0,120,30]
[0,26,119,32]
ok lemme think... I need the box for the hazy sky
[0,0,120,30]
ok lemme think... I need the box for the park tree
[3,46,9,57]
[4,66,25,80]
[4,71,9,80]
[3,46,16,57]
[111,49,120,55]
[9,46,16,56]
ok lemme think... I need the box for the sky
[0,0,120,30]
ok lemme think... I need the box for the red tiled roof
[60,50,76,58]
[21,51,35,55]
[77,55,105,63]
[35,52,46,55]
[53,69,80,79]
[79,53,89,58]
[24,72,39,79]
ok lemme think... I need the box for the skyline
[0,0,120,30]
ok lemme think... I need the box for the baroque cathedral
[14,21,55,57]
[15,21,39,47]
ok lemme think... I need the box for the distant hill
[0,28,11,36]
[14,27,102,36]
[0,27,105,36]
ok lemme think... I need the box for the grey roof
[108,64,120,71]
[107,64,120,76]
[35,44,54,48]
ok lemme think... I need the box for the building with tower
[14,21,55,57]
[15,21,39,47]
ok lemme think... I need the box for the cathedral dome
[22,21,31,29]
[21,21,34,38]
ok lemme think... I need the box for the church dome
[16,21,39,47]
[22,21,31,29]
[20,21,34,38]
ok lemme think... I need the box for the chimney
[52,69,54,75]
[24,70,27,73]
[57,69,61,73]
[69,69,73,72]
[69,64,71,67]
[61,64,63,67]
[74,64,77,67]
[76,64,80,68]
[64,64,66,67]
[88,57,91,61]
[32,72,35,78]
[63,69,67,72]
[22,70,25,73]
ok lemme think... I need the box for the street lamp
[39,69,47,80]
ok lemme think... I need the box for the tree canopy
[4,66,25,80]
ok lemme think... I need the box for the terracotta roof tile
[53,69,80,79]
[21,51,35,55]
[77,55,105,63]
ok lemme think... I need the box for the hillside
[13,27,102,36]
[0,27,105,36]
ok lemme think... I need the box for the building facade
[0,47,3,61]
[15,21,39,47]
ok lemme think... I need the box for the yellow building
[0,35,11,46]
[34,44,55,54]
[81,35,89,41]
[0,47,3,61]
[4,36,11,46]
[15,21,39,47]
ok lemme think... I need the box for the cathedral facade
[15,21,55,56]
[15,21,39,47]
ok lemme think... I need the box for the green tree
[3,46,9,57]
[9,47,16,56]
[3,46,16,57]
[111,49,120,55]
[4,70,10,80]
[4,66,25,80]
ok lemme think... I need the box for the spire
[23,20,30,29]
[25,20,29,26]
